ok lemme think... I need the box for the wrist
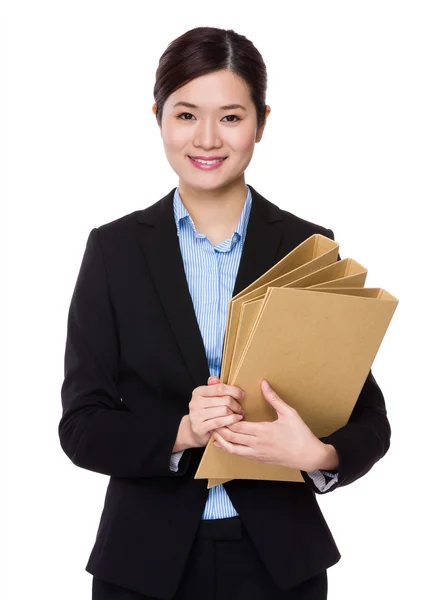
[313,442,339,471]
[172,415,196,452]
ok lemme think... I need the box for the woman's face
[154,70,269,193]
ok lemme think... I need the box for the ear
[152,104,162,133]
[255,105,271,143]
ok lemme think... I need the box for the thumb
[208,376,220,385]
[261,380,290,416]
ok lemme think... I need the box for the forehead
[166,70,251,109]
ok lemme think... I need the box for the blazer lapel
[232,184,284,297]
[136,184,284,388]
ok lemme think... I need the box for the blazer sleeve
[301,369,391,493]
[59,227,192,478]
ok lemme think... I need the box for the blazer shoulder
[250,185,334,239]
[279,207,334,240]
[92,191,171,245]
[90,209,145,250]
[96,209,143,234]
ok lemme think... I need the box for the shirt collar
[173,185,252,243]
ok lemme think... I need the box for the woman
[59,26,391,600]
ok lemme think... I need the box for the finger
[214,426,253,446]
[198,395,245,415]
[201,406,243,421]
[201,382,246,402]
[225,397,245,415]
[216,421,258,436]
[212,430,256,458]
[261,380,293,416]
[208,376,220,385]
[205,413,244,431]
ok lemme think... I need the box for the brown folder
[228,258,367,383]
[220,234,339,384]
[209,254,368,488]
[195,287,398,485]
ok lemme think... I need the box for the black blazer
[59,184,391,599]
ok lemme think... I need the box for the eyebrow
[173,101,247,111]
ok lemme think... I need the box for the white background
[1,1,445,598]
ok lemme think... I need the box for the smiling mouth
[188,156,227,164]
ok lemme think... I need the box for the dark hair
[153,27,268,129]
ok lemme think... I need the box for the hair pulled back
[153,27,268,128]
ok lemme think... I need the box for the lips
[188,156,227,160]
[188,155,227,170]
[188,156,227,166]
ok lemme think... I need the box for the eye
[177,113,241,123]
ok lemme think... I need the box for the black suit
[59,184,391,599]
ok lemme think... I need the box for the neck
[177,177,248,236]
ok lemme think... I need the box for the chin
[185,179,227,190]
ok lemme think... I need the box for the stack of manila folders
[194,234,399,488]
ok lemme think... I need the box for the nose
[193,117,223,150]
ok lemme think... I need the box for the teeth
[192,157,225,165]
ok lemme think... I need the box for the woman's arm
[172,415,198,452]
[301,370,391,493]
[59,228,193,478]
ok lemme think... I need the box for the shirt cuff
[307,469,339,492]
[170,450,185,472]
[169,452,339,488]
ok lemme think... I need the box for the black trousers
[92,517,328,600]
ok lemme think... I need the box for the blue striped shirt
[170,184,338,518]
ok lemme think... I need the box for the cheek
[229,125,258,152]
[162,123,189,151]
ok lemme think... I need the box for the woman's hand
[188,376,246,448]
[212,379,332,471]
